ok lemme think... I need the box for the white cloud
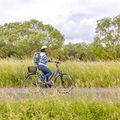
[0,0,120,43]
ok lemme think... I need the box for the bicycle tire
[54,73,74,93]
[24,72,41,87]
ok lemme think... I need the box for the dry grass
[0,59,120,87]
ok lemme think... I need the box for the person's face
[44,48,48,53]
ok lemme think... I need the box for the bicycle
[24,62,74,93]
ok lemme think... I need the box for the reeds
[0,59,120,87]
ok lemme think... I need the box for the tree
[96,15,120,47]
[63,42,89,61]
[0,19,64,58]
[94,15,120,59]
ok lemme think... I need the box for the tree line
[0,15,120,61]
[0,19,64,59]
[62,15,120,61]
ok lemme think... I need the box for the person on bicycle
[34,46,52,86]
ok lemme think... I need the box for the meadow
[0,93,120,120]
[0,59,120,87]
[0,59,120,119]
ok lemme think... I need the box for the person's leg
[43,67,52,81]
[38,65,52,81]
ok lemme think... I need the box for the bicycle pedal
[45,81,52,88]
[32,81,37,86]
[48,84,52,88]
[39,81,46,87]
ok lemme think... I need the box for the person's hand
[55,60,61,64]
[34,62,38,66]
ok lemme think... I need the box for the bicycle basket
[28,66,37,74]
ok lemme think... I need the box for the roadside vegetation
[0,14,120,120]
[0,94,120,120]
[0,59,120,87]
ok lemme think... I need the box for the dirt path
[0,88,120,102]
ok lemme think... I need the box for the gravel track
[0,88,120,102]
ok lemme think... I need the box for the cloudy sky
[0,0,120,44]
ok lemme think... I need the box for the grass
[0,93,120,120]
[0,59,120,120]
[0,59,120,87]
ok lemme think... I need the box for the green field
[0,59,120,120]
[0,93,120,120]
[0,59,120,87]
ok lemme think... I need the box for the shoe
[46,81,52,88]
[39,81,46,87]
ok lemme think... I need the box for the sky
[0,0,120,44]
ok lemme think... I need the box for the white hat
[41,46,48,50]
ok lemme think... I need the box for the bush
[0,97,120,120]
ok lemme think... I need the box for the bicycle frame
[24,63,74,93]
[49,63,61,81]
[25,63,62,84]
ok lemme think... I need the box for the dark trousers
[38,65,52,81]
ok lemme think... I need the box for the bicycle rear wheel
[54,73,74,93]
[24,73,41,87]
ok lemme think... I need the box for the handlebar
[55,61,61,68]
[48,59,61,68]
[55,61,60,64]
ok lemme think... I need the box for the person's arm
[42,55,49,63]
[48,58,60,63]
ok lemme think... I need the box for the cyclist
[34,46,52,86]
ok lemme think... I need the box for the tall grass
[0,95,120,120]
[0,59,31,87]
[60,61,120,87]
[0,59,120,87]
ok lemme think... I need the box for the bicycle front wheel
[54,73,74,93]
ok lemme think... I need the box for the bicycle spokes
[54,73,74,93]
[24,74,40,87]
